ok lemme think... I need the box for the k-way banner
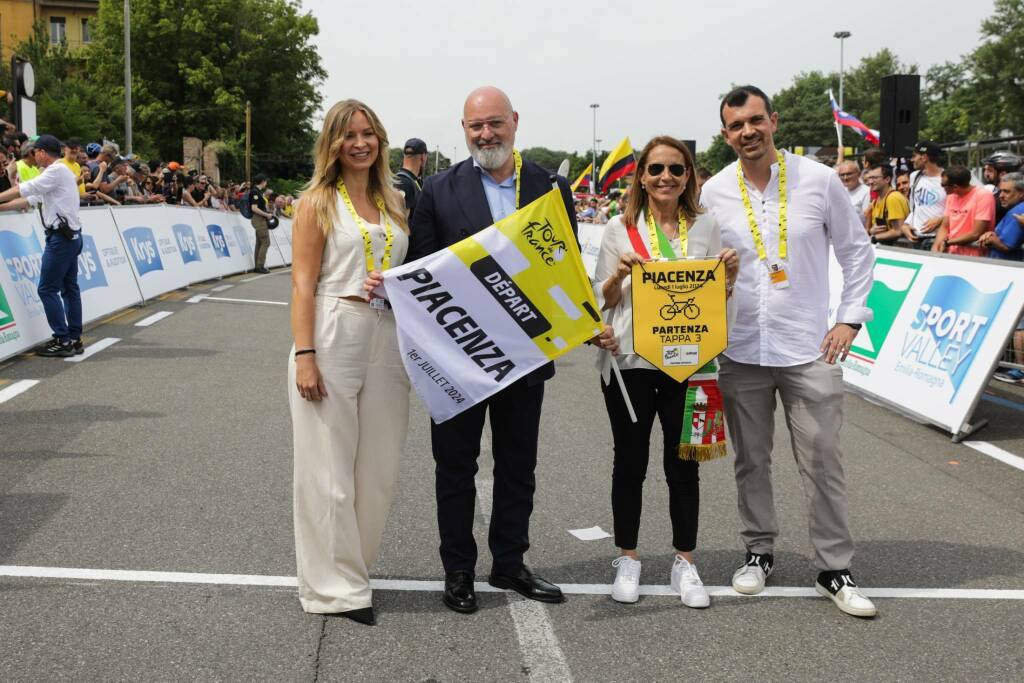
[383,188,603,422]
[630,259,728,383]
[828,246,1024,439]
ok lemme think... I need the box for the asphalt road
[1,269,1022,682]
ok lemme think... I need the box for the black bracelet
[294,348,316,356]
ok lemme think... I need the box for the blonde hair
[301,99,408,234]
[622,136,703,229]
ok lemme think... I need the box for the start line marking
[205,296,288,307]
[1,566,1022,601]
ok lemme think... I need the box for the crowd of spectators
[0,132,297,216]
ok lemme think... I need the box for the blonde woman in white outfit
[289,99,410,625]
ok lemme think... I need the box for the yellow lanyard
[736,150,788,262]
[644,207,688,258]
[337,180,393,273]
[512,149,522,209]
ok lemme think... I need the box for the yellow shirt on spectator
[60,158,85,196]
[871,189,909,227]
[16,160,41,183]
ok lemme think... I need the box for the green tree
[90,0,324,176]
[696,134,735,174]
[967,0,1024,136]
[13,23,122,145]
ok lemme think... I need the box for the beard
[469,140,512,170]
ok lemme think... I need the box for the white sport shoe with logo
[815,570,877,617]
[610,556,642,603]
[731,552,774,595]
[670,556,710,608]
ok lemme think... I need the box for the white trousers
[288,297,410,613]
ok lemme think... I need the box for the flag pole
[551,177,636,422]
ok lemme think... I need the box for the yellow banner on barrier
[630,259,728,383]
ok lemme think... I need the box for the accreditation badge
[630,259,728,383]
[767,260,790,289]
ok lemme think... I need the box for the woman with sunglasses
[595,136,738,608]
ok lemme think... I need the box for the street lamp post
[833,30,851,159]
[590,103,599,194]
[124,0,133,155]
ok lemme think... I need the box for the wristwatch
[841,322,862,330]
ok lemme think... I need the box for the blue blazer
[407,158,579,386]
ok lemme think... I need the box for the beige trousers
[718,356,854,571]
[288,297,410,613]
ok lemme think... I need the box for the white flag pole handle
[551,174,637,422]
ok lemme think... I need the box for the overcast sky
[300,0,994,160]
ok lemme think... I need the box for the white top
[700,151,874,367]
[847,183,871,216]
[316,194,409,299]
[595,210,727,377]
[906,171,946,235]
[20,161,82,231]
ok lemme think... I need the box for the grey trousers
[718,356,854,571]
[252,215,270,269]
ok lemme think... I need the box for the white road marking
[476,477,493,525]
[2,567,1023,601]
[476,430,572,682]
[65,337,120,363]
[0,379,39,404]
[508,599,573,682]
[211,284,234,292]
[187,294,209,303]
[205,296,288,306]
[964,440,1024,473]
[134,311,174,327]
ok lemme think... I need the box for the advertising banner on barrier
[112,206,196,298]
[829,247,1024,437]
[77,207,143,321]
[0,211,51,357]
[200,209,257,273]
[576,222,605,281]
[272,217,293,265]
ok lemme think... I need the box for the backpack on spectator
[239,192,253,219]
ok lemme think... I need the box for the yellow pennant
[630,259,729,383]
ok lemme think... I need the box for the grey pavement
[1,269,1022,681]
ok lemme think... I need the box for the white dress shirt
[19,161,82,231]
[700,151,874,367]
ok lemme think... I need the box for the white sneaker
[815,570,877,618]
[731,552,773,595]
[670,556,710,608]
[611,556,641,603]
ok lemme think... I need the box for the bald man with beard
[406,86,616,614]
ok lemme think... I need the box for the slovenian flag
[829,89,880,146]
[597,137,636,193]
[571,163,592,192]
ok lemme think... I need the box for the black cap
[403,138,427,155]
[912,140,941,159]
[253,173,268,184]
[33,134,62,156]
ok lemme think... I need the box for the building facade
[0,1,99,60]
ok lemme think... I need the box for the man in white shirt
[700,86,877,618]
[903,140,946,250]
[836,160,870,225]
[0,134,84,357]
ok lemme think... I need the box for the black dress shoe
[337,606,375,625]
[488,565,566,604]
[443,570,478,613]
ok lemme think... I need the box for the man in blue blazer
[408,86,616,613]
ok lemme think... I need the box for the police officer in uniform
[394,138,428,215]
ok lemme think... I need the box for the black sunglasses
[646,163,687,177]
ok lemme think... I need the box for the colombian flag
[598,137,636,193]
[571,163,592,192]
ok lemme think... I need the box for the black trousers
[602,368,700,552]
[432,377,544,574]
